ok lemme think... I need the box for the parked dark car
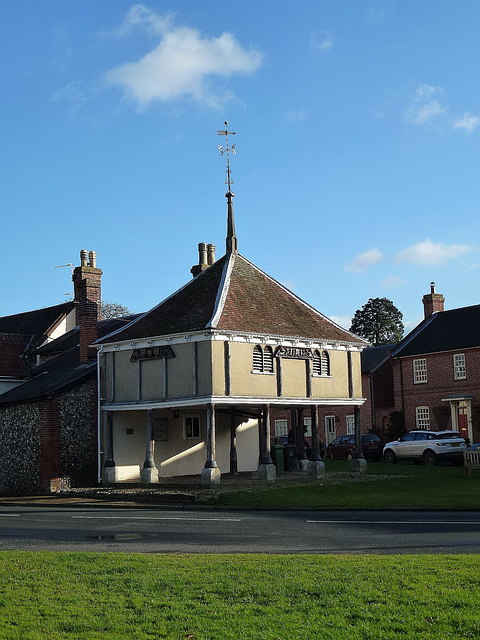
[468,443,480,451]
[325,433,382,461]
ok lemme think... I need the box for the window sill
[251,371,276,375]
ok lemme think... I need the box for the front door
[457,402,469,441]
[325,416,336,445]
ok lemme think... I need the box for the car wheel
[423,450,437,466]
[384,449,397,464]
[346,451,353,461]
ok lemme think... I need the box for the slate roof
[0,347,96,407]
[0,315,143,407]
[0,302,75,343]
[98,253,365,346]
[393,304,480,358]
[361,343,397,374]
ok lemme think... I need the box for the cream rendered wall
[111,410,146,480]
[114,350,138,402]
[350,350,362,397]
[236,418,259,472]
[196,341,213,396]
[110,408,260,479]
[141,359,163,401]
[281,359,308,397]
[216,341,277,397]
[310,351,350,399]
[167,343,195,398]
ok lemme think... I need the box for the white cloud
[451,112,480,134]
[344,248,384,273]
[403,84,447,125]
[104,7,263,109]
[286,109,307,122]
[110,4,174,37]
[381,276,406,290]
[395,239,473,265]
[51,81,88,111]
[329,315,352,330]
[310,31,334,53]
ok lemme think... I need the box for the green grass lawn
[207,461,480,509]
[0,552,479,639]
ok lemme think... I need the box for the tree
[350,297,404,345]
[100,301,133,320]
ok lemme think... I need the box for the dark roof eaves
[391,314,437,358]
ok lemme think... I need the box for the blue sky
[1,1,479,335]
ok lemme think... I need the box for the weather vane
[217,121,236,191]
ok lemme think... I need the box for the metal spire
[217,121,236,193]
[217,121,238,254]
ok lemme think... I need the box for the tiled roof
[0,302,75,345]
[0,315,143,406]
[98,253,365,346]
[0,333,30,377]
[393,304,480,357]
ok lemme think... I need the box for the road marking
[0,514,20,517]
[307,520,480,525]
[72,516,242,522]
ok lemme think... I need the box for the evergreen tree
[350,297,404,345]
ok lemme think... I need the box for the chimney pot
[89,250,97,268]
[207,244,216,265]
[80,249,88,267]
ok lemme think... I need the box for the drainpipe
[97,348,102,484]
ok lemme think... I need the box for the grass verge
[207,461,480,509]
[0,552,479,639]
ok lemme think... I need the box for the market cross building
[97,127,367,486]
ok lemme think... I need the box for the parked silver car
[383,430,466,466]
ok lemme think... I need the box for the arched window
[263,346,274,373]
[312,350,322,376]
[321,351,330,376]
[252,345,263,372]
[252,345,274,373]
[312,350,330,376]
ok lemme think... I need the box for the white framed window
[303,417,312,437]
[454,353,466,380]
[274,419,288,438]
[346,415,355,434]
[252,345,274,373]
[413,358,427,384]
[415,406,430,430]
[184,415,201,439]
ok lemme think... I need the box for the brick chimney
[191,243,215,277]
[72,250,102,363]
[422,282,445,319]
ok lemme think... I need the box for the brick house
[360,343,396,442]
[390,283,480,444]
[0,251,138,493]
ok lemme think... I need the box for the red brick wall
[39,397,61,487]
[394,348,480,440]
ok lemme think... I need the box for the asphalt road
[1,507,480,553]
